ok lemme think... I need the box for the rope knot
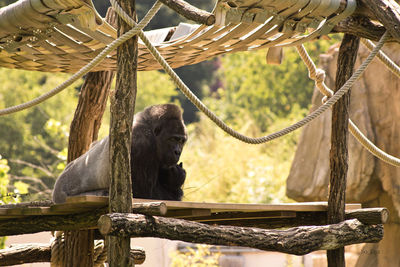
[315,69,325,83]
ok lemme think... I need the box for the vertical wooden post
[327,34,360,267]
[108,0,137,265]
[63,9,116,267]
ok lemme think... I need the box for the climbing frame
[0,0,398,265]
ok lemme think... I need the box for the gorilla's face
[155,119,187,168]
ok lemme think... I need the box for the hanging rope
[0,1,162,116]
[361,38,400,78]
[112,0,389,145]
[296,40,400,167]
[0,0,392,151]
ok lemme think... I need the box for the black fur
[130,104,187,200]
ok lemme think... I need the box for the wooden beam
[158,0,215,25]
[190,208,389,226]
[359,0,400,40]
[98,214,383,256]
[327,34,360,267]
[108,0,137,265]
[132,202,168,216]
[0,208,106,236]
[0,244,146,266]
[0,243,50,266]
[333,16,390,42]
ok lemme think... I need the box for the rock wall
[286,42,400,266]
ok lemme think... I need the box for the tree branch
[158,0,215,25]
[98,214,383,256]
[0,243,145,266]
[9,159,54,178]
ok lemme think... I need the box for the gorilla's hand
[159,162,186,189]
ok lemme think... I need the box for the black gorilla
[52,104,187,203]
[130,103,187,200]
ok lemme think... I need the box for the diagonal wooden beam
[359,0,400,40]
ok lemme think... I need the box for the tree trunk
[327,34,360,267]
[108,0,137,265]
[63,8,116,266]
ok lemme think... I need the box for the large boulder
[286,42,400,266]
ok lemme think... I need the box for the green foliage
[170,245,220,267]
[181,108,305,203]
[214,48,311,132]
[214,36,341,132]
[136,70,179,112]
[0,156,10,204]
[0,68,80,199]
[0,156,24,248]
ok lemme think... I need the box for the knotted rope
[296,36,400,167]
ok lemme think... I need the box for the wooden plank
[0,196,362,219]
[66,195,108,204]
[166,209,211,218]
[131,198,361,212]
[188,211,297,222]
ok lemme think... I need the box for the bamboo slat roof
[0,0,356,72]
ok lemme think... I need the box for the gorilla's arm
[153,163,186,200]
[52,137,110,203]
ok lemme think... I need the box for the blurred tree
[170,244,220,267]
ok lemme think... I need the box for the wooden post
[327,34,360,267]
[107,0,137,265]
[62,8,116,267]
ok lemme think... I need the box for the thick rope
[0,2,162,116]
[50,232,107,267]
[112,0,388,145]
[50,231,65,267]
[361,38,400,78]
[93,239,107,267]
[296,39,400,167]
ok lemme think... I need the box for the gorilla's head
[155,117,187,167]
[135,104,187,168]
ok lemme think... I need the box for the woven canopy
[0,0,356,73]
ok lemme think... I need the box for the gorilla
[52,104,187,203]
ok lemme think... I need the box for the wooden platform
[0,196,363,227]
